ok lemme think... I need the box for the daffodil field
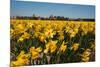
[10,20,95,66]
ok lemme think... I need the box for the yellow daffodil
[17,32,30,42]
[44,29,55,38]
[70,31,76,38]
[39,34,46,43]
[81,49,91,62]
[44,40,57,54]
[71,43,79,51]
[59,41,67,53]
[17,37,24,42]
[11,51,30,66]
[22,32,30,39]
[30,47,42,60]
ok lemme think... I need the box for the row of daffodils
[10,20,95,66]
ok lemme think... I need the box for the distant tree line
[11,14,95,21]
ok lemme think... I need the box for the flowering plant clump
[10,20,95,66]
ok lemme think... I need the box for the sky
[10,0,95,19]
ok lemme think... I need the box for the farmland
[10,19,95,66]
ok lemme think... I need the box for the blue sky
[10,0,95,19]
